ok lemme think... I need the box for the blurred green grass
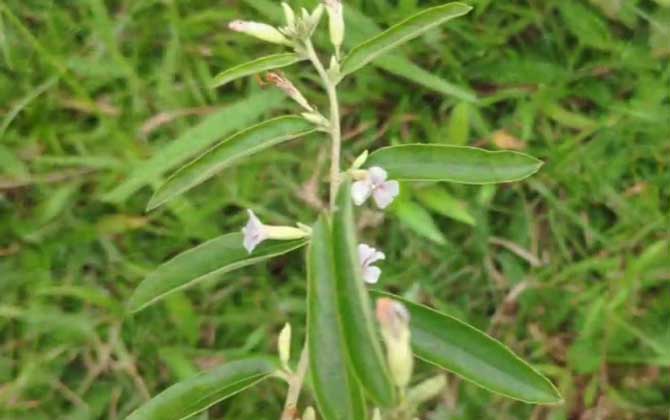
[1,0,669,418]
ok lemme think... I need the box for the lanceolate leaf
[366,144,543,184]
[307,217,367,420]
[211,53,304,88]
[370,291,563,404]
[102,91,285,203]
[340,3,473,77]
[147,116,315,210]
[332,180,396,406]
[128,233,307,313]
[125,358,275,420]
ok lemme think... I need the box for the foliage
[0,0,668,419]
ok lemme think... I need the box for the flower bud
[266,72,314,112]
[324,0,344,52]
[278,323,292,370]
[281,2,296,29]
[302,406,316,420]
[228,20,291,46]
[351,150,369,170]
[407,374,446,405]
[371,408,382,420]
[376,298,413,389]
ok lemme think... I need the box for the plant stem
[280,346,309,420]
[305,40,341,208]
[279,40,343,420]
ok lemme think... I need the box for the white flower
[228,20,291,45]
[351,166,400,209]
[242,210,268,253]
[241,210,310,254]
[358,243,385,284]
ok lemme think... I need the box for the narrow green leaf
[102,91,285,203]
[307,217,367,420]
[370,291,563,404]
[340,2,473,76]
[211,53,304,88]
[147,116,315,210]
[392,199,447,244]
[445,102,471,145]
[125,358,275,420]
[366,145,543,184]
[414,186,476,226]
[332,180,396,406]
[128,233,307,313]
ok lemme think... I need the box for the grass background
[1,0,669,418]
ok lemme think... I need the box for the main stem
[279,40,343,420]
[305,40,341,208]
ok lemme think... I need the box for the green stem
[305,40,341,208]
[280,346,309,420]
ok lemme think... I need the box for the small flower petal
[372,180,400,209]
[358,243,386,284]
[242,210,268,253]
[351,180,372,206]
[368,166,388,185]
[363,266,382,284]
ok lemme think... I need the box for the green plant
[126,2,562,419]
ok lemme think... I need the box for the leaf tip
[145,194,164,212]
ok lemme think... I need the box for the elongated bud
[376,298,413,389]
[264,225,310,240]
[278,323,292,370]
[309,4,325,29]
[324,0,344,52]
[407,374,447,405]
[352,150,369,170]
[372,408,382,420]
[228,20,291,45]
[282,2,296,28]
[302,406,316,420]
[266,72,314,112]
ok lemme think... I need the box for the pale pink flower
[358,243,385,284]
[352,166,400,209]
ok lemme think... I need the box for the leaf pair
[307,181,395,419]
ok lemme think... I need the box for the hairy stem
[305,40,341,208]
[280,346,310,420]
